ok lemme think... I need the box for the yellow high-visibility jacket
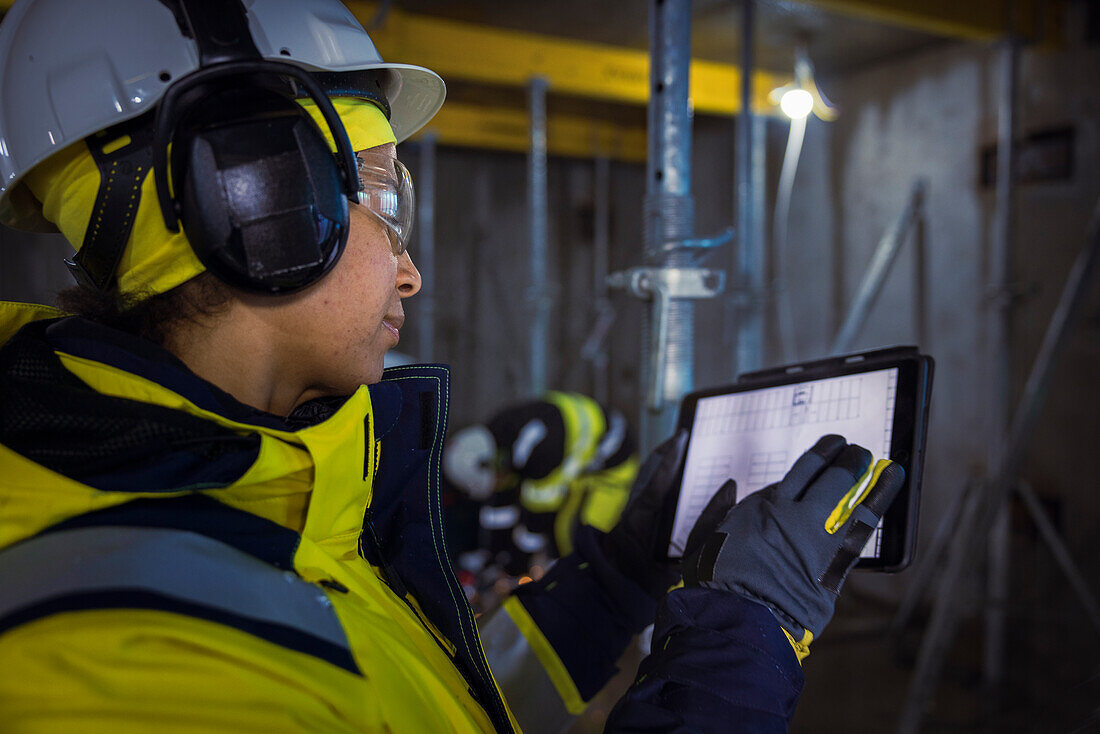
[0,302,806,734]
[0,303,531,732]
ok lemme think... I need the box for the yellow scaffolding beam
[416,101,647,162]
[346,2,788,117]
[0,3,786,116]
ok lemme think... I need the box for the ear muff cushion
[172,87,349,293]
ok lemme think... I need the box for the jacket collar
[0,312,411,493]
[44,316,306,431]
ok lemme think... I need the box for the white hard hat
[444,425,498,501]
[0,0,445,232]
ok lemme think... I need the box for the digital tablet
[665,347,933,572]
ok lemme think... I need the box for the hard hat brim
[315,62,446,146]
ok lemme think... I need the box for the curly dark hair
[56,272,232,346]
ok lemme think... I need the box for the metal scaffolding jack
[608,249,729,410]
[893,197,1100,734]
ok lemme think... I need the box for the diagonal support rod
[895,194,1100,734]
[831,180,926,355]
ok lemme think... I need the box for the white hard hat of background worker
[444,424,499,502]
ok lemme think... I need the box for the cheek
[344,250,399,315]
[344,211,399,286]
[314,249,397,342]
[297,212,397,354]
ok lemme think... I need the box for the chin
[328,365,383,394]
[361,358,386,386]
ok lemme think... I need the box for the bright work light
[779,88,814,120]
[768,46,837,122]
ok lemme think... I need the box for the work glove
[683,434,905,645]
[599,430,684,599]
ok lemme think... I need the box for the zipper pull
[362,508,408,599]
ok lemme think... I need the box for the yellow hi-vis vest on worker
[0,302,534,733]
[517,392,605,512]
[513,392,637,557]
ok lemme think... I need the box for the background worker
[0,1,904,732]
[444,392,638,588]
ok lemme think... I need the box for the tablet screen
[669,367,899,557]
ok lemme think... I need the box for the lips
[382,315,403,343]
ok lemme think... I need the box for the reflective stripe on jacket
[489,392,635,559]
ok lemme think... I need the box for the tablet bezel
[663,347,933,572]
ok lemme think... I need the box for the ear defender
[152,61,363,295]
[168,82,351,293]
[149,0,363,295]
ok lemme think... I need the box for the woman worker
[0,0,904,731]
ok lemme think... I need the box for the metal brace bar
[831,180,926,355]
[890,477,979,638]
[1015,481,1100,636]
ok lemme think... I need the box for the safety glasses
[354,149,415,256]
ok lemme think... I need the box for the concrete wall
[782,26,1100,612]
[393,145,649,430]
[396,113,740,434]
[809,42,992,602]
[1010,29,1100,564]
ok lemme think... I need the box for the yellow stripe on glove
[824,459,893,535]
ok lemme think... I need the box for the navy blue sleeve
[604,588,804,733]
[510,525,657,700]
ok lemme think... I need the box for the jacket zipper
[421,464,515,732]
[370,374,515,733]
[361,508,466,662]
[361,508,407,599]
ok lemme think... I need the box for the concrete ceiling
[392,0,950,79]
[0,1,957,82]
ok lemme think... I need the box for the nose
[397,250,422,297]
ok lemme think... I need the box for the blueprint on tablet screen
[669,367,898,557]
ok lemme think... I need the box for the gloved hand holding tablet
[682,435,907,652]
[663,346,934,573]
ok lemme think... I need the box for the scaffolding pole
[592,155,612,404]
[640,0,696,450]
[417,133,437,364]
[607,0,726,450]
[736,0,765,374]
[913,208,928,348]
[528,77,550,397]
[984,27,1019,693]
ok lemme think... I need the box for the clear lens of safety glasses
[355,151,415,255]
